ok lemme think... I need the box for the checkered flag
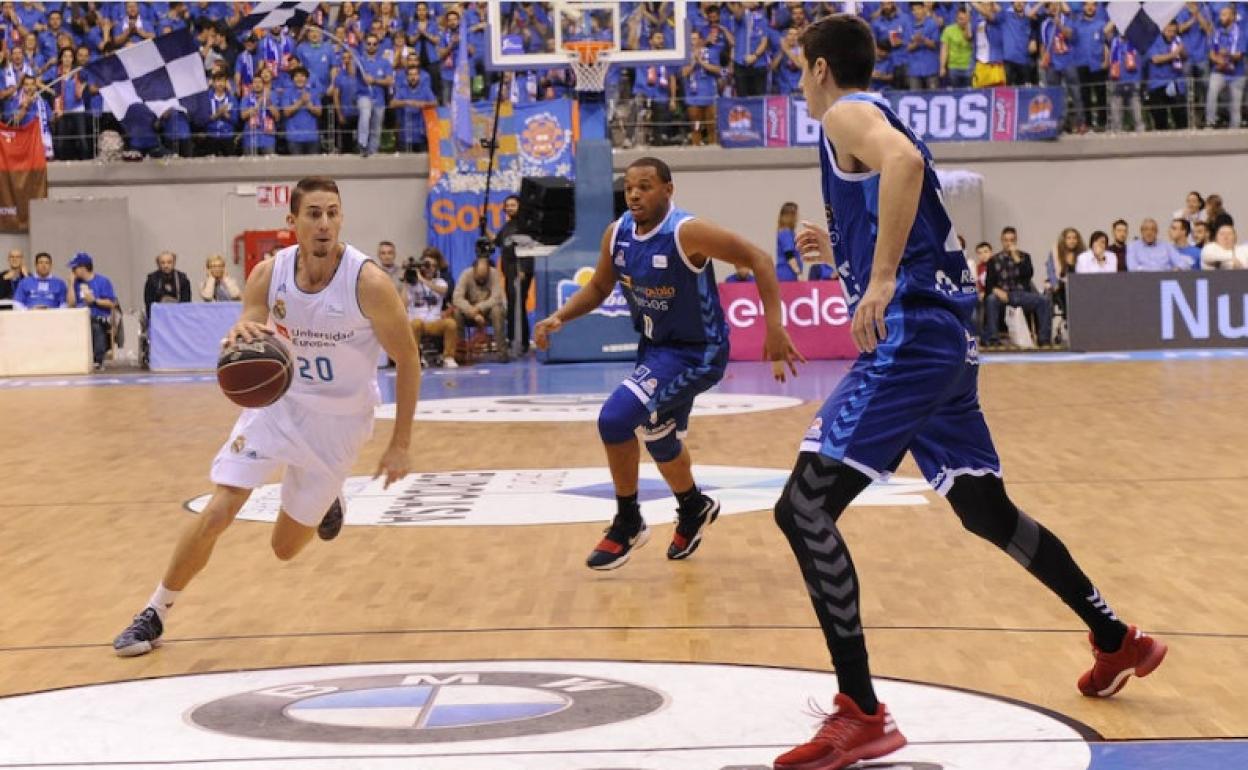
[83,28,209,139]
[237,1,318,33]
[1107,2,1184,55]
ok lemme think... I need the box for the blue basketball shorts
[800,305,1001,495]
[616,341,729,439]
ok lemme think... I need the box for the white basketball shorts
[209,398,375,526]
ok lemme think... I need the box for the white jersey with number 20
[267,244,382,415]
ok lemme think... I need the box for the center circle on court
[185,465,935,527]
[375,392,804,422]
[0,660,1096,769]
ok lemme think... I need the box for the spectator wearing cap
[1,247,29,303]
[143,250,190,318]
[1126,218,1188,272]
[278,66,323,155]
[13,251,67,308]
[1168,219,1202,269]
[200,254,241,301]
[66,252,117,369]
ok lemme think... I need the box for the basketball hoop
[565,40,613,94]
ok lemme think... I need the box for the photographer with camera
[406,248,459,369]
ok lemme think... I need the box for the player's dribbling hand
[796,220,834,265]
[373,444,410,490]
[533,315,562,351]
[851,280,894,354]
[223,320,271,347]
[764,324,805,383]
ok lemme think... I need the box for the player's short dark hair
[1001,226,1017,237]
[1172,218,1191,235]
[1089,230,1108,246]
[505,194,520,204]
[1112,218,1128,229]
[627,156,672,183]
[975,241,993,251]
[291,176,340,214]
[34,251,51,264]
[799,14,874,91]
[378,240,395,250]
[291,66,309,78]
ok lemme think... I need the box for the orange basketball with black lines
[216,334,292,408]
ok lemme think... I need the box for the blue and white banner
[237,1,318,33]
[783,87,1064,146]
[426,99,575,278]
[83,29,208,143]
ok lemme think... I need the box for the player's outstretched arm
[676,218,805,382]
[823,100,925,353]
[533,226,618,350]
[359,261,420,489]
[223,258,275,345]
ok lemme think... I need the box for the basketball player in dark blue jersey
[536,157,802,571]
[770,16,1167,770]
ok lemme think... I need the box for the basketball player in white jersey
[113,176,420,657]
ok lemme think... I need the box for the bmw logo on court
[186,465,934,528]
[0,660,1097,769]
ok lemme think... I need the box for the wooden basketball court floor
[1,352,1245,767]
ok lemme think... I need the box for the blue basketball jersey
[818,92,978,323]
[610,206,729,347]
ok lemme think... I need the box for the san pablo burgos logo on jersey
[556,266,629,318]
[186,465,934,528]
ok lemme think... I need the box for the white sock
[147,584,181,622]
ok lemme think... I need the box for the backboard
[485,1,689,71]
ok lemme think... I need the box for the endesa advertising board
[719,280,859,361]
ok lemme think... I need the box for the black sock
[834,652,879,715]
[674,485,702,513]
[615,493,642,531]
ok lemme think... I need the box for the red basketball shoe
[1077,625,1168,697]
[774,693,907,770]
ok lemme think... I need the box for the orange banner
[0,121,48,232]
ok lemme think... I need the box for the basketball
[216,335,292,408]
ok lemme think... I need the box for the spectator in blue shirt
[330,48,362,154]
[111,2,155,48]
[66,251,117,369]
[1001,1,1038,85]
[1169,219,1203,269]
[1072,1,1110,130]
[1146,21,1188,130]
[409,2,441,96]
[1176,2,1214,125]
[259,26,296,89]
[970,1,1006,87]
[907,3,942,90]
[239,75,278,156]
[681,29,723,146]
[278,67,322,155]
[1127,218,1188,271]
[295,25,337,91]
[1108,33,1144,132]
[633,30,678,145]
[200,71,236,156]
[235,34,260,95]
[49,48,89,160]
[1206,5,1245,129]
[357,32,394,156]
[775,202,802,282]
[725,265,755,283]
[729,1,769,96]
[37,9,70,64]
[872,2,911,87]
[695,5,731,70]
[392,64,436,153]
[771,26,803,94]
[436,9,469,105]
[13,252,67,309]
[1041,6,1085,132]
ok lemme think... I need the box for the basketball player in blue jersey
[770,16,1167,770]
[112,177,422,657]
[535,157,802,571]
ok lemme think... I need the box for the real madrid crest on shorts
[230,435,246,454]
[614,248,625,267]
[272,298,286,320]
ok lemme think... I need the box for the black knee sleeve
[947,473,1041,569]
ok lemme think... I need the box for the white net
[569,51,611,93]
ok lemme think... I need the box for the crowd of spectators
[966,190,1243,348]
[5,2,1247,161]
